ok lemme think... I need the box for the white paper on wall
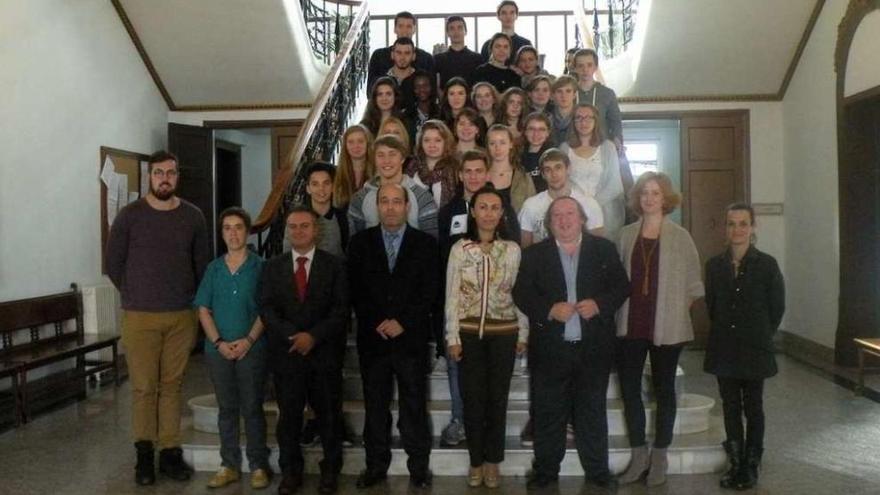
[139,161,149,197]
[100,157,120,226]
[116,174,128,212]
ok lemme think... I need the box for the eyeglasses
[151,169,179,178]
[574,116,596,123]
[525,127,549,133]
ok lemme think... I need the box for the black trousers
[717,377,765,449]
[459,332,517,466]
[616,338,682,448]
[359,350,431,476]
[532,341,612,478]
[273,353,343,475]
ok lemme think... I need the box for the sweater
[346,175,438,238]
[616,217,705,346]
[434,46,484,88]
[105,198,210,311]
[469,63,522,93]
[560,140,625,241]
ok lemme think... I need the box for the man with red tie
[260,205,350,494]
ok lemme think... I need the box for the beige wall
[0,0,168,301]
[844,9,880,97]
[781,0,850,349]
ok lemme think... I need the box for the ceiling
[115,0,328,110]
[115,0,824,108]
[620,0,821,99]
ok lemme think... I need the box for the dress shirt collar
[292,246,316,265]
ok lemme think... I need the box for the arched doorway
[835,0,880,366]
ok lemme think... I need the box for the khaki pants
[121,309,197,449]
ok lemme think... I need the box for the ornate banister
[300,0,363,64]
[251,1,369,257]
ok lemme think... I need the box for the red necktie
[295,256,308,302]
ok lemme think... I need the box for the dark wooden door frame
[203,119,304,129]
[834,0,880,366]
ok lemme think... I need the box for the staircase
[182,339,725,477]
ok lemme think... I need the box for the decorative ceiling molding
[777,0,827,99]
[620,93,778,104]
[111,0,315,112]
[110,0,176,109]
[174,102,313,112]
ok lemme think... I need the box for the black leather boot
[134,441,156,486]
[719,440,742,490]
[158,447,194,481]
[737,447,763,490]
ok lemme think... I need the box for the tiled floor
[1,351,879,495]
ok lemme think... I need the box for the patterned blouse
[444,238,529,345]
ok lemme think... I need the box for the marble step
[341,366,683,402]
[182,416,727,476]
[188,393,713,437]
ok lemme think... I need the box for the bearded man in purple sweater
[106,150,211,486]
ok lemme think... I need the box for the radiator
[82,284,123,379]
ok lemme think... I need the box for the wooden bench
[0,283,120,425]
[854,337,880,396]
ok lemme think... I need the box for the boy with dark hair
[434,16,484,89]
[479,1,533,65]
[305,162,349,259]
[367,11,435,93]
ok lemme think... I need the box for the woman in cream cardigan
[615,172,704,487]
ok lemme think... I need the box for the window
[625,141,659,178]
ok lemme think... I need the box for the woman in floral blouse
[445,186,528,489]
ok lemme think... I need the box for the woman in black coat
[704,203,784,492]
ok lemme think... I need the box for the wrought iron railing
[371,4,636,73]
[589,0,639,60]
[299,0,361,64]
[252,2,370,257]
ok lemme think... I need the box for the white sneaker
[433,356,448,373]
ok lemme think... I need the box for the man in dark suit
[260,205,349,494]
[347,183,438,490]
[513,196,629,490]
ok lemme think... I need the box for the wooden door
[836,96,880,366]
[271,124,304,181]
[168,123,216,255]
[680,112,749,346]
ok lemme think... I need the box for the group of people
[103,2,785,494]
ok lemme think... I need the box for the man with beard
[105,150,211,486]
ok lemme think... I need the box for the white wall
[0,0,168,301]
[621,101,787,284]
[781,0,850,349]
[213,129,273,246]
[844,9,880,98]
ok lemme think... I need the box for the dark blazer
[347,225,439,357]
[704,246,785,379]
[259,249,350,373]
[513,234,629,368]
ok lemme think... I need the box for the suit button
[731,324,736,329]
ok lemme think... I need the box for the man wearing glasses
[106,150,210,486]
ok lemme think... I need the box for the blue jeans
[206,345,270,471]
[447,355,464,421]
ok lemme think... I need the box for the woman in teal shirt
[194,207,270,490]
